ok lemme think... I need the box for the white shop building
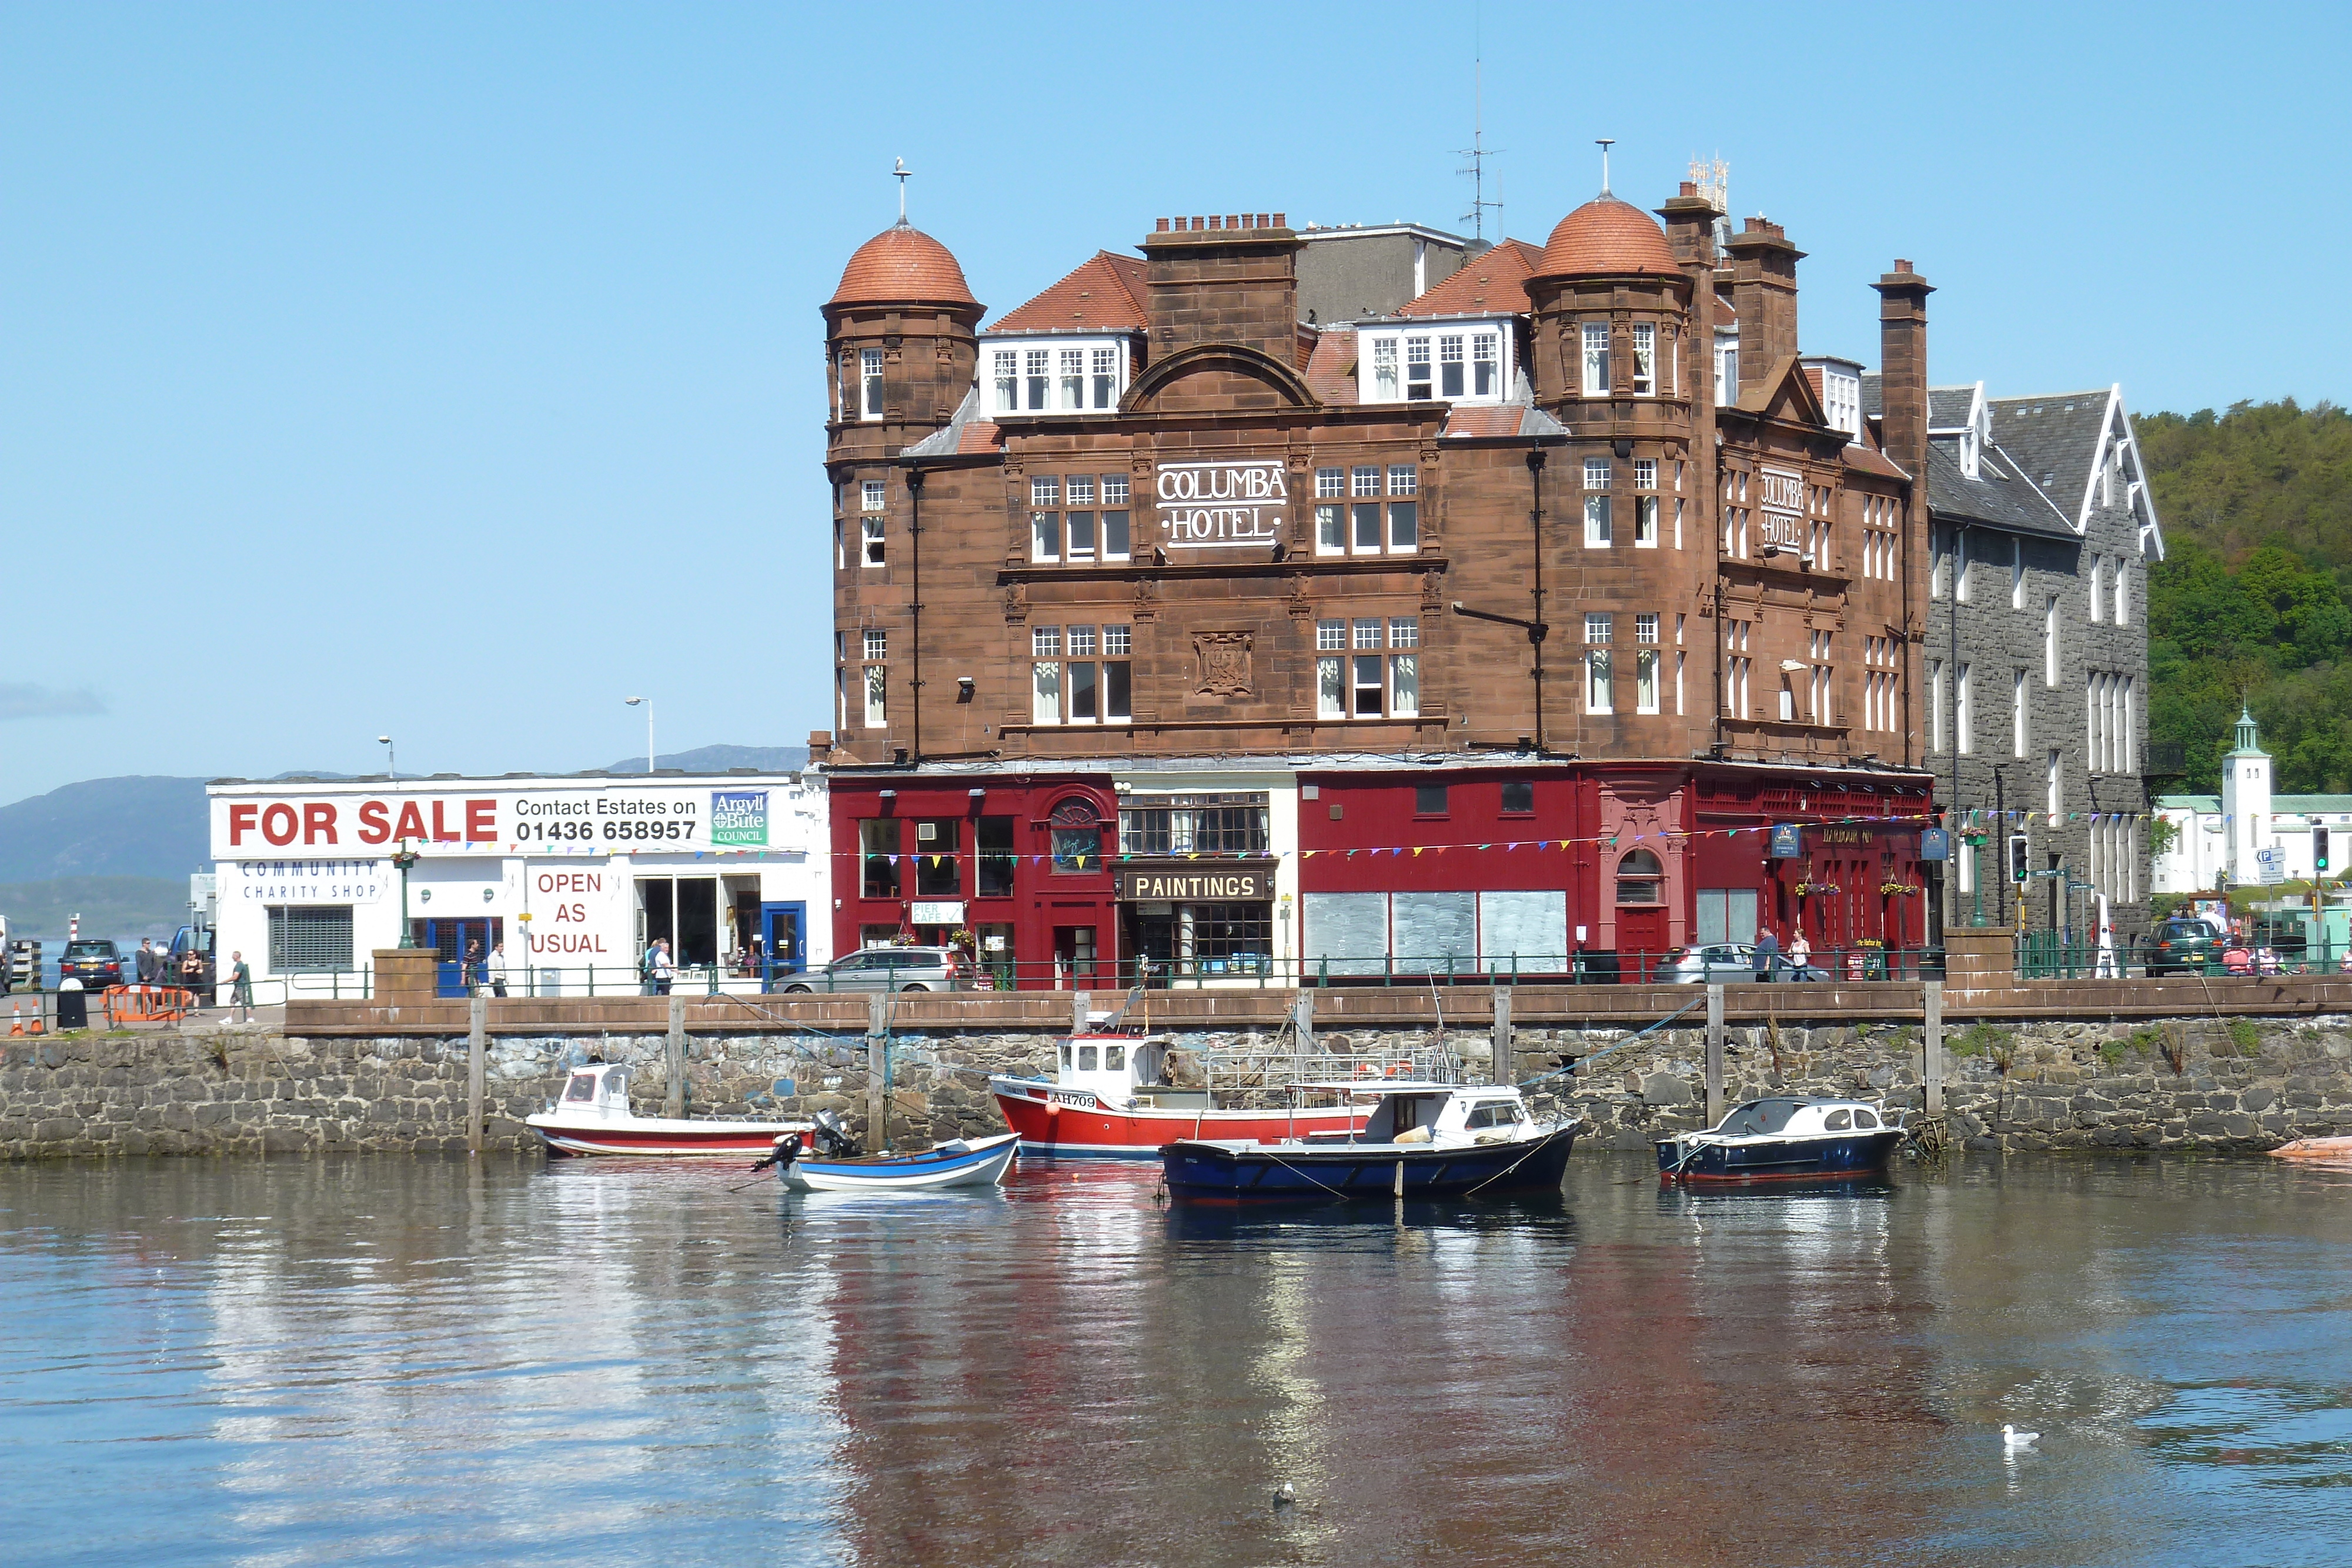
[206,771,831,997]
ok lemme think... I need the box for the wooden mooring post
[1705,983,1726,1126]
[1492,988,1513,1085]
[866,990,890,1151]
[664,992,686,1120]
[1292,989,1314,1056]
[467,991,487,1155]
[1923,978,1946,1116]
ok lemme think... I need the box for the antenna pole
[1455,51,1505,241]
[1596,138,1615,196]
[893,157,911,223]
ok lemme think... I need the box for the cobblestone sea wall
[4,1012,2350,1158]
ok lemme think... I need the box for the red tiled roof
[831,223,975,307]
[958,420,1002,455]
[1398,239,1544,317]
[1803,366,1825,402]
[1439,406,1524,439]
[1537,197,1678,277]
[1302,327,1357,404]
[987,251,1148,332]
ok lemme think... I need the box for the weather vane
[893,157,911,223]
[1596,138,1615,197]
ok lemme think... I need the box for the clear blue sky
[3,1,2344,807]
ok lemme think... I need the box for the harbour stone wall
[4,1012,2351,1159]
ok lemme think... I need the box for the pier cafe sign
[1157,459,1285,549]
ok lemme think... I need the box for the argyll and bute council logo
[710,791,768,847]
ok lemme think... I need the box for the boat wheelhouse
[1656,1095,1905,1182]
[526,1062,813,1158]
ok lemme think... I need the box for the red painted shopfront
[826,773,1121,989]
[1295,764,1935,980]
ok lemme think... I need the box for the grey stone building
[1867,376,2165,944]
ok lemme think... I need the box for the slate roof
[1438,371,1565,440]
[1397,239,1544,317]
[1922,438,2073,536]
[986,251,1148,333]
[1927,385,1977,428]
[2157,794,2220,813]
[1986,392,2109,500]
[898,388,1001,458]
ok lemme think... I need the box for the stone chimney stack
[1141,213,1302,366]
[1873,259,1934,482]
[1723,217,1803,383]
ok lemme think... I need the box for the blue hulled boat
[1656,1096,1906,1182]
[1161,1085,1580,1200]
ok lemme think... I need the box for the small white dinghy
[753,1111,1019,1193]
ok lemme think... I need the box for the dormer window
[1357,323,1509,406]
[981,336,1130,416]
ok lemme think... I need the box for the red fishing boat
[989,1019,1458,1160]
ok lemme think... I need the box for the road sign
[2254,846,2287,886]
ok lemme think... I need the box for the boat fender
[1045,1100,1061,1119]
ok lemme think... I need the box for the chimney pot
[1157,218,1170,232]
[1680,180,1696,196]
[1226,214,1240,229]
[1895,258,1911,272]
[1274,212,1285,227]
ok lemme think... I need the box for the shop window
[914,819,961,897]
[1501,780,1534,815]
[1415,784,1449,816]
[1119,793,1269,855]
[1616,850,1664,904]
[637,876,718,966]
[977,817,1015,898]
[1050,798,1102,871]
[860,819,901,898]
[268,905,353,972]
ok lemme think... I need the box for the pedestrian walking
[1753,928,1781,982]
[228,950,253,1022]
[487,941,509,998]
[1787,930,1816,982]
[650,938,674,996]
[465,940,484,991]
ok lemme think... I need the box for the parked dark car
[2147,917,2224,975]
[58,939,126,991]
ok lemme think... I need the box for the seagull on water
[2003,1423,2039,1452]
[1273,1482,1295,1507]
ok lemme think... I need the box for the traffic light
[2009,834,2030,883]
[2317,827,2331,875]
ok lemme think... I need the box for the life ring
[1356,1062,1378,1078]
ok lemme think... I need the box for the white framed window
[1634,459,1656,490]
[862,480,886,512]
[1317,617,1419,720]
[2089,554,2105,622]
[1059,348,1085,411]
[1316,466,1344,498]
[860,347,884,420]
[1954,527,1971,602]
[2047,748,2062,824]
[1957,663,1973,754]
[991,349,1017,412]
[2115,561,2130,626]
[1634,495,1658,548]
[1093,347,1117,408]
[1928,659,1945,752]
[1714,333,1737,402]
[1584,458,1611,547]
[1352,465,1381,497]
[1582,323,1610,396]
[863,663,887,726]
[1024,349,1048,411]
[2044,595,2059,686]
[2014,668,2029,757]
[1675,650,1686,715]
[1358,325,1509,405]
[1631,323,1655,396]
[863,627,887,662]
[981,337,1132,414]
[1635,613,1660,714]
[1586,613,1613,714]
[1388,466,1419,551]
[862,517,886,567]
[1025,623,1132,726]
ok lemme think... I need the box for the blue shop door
[416,917,503,998]
[760,902,806,991]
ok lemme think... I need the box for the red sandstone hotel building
[816,176,1940,987]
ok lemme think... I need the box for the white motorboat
[525,1062,813,1157]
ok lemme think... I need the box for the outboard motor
[810,1109,862,1159]
[750,1133,800,1173]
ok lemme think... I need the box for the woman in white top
[1787,929,1816,981]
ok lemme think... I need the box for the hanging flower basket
[1793,882,1842,897]
[1880,882,1922,896]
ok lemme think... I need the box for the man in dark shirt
[1753,928,1780,982]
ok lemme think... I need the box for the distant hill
[0,747,816,886]
[0,876,188,939]
[602,744,810,774]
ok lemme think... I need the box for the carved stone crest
[1192,631,1254,697]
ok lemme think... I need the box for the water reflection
[1,1152,2348,1566]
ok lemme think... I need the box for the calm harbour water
[3,1151,2350,1567]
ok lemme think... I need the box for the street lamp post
[391,843,420,948]
[626,696,652,773]
[377,734,395,778]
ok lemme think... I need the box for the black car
[58,939,125,991]
[2147,918,2224,976]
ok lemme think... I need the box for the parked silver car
[1658,943,1760,984]
[779,945,971,994]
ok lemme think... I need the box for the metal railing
[2018,931,2352,979]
